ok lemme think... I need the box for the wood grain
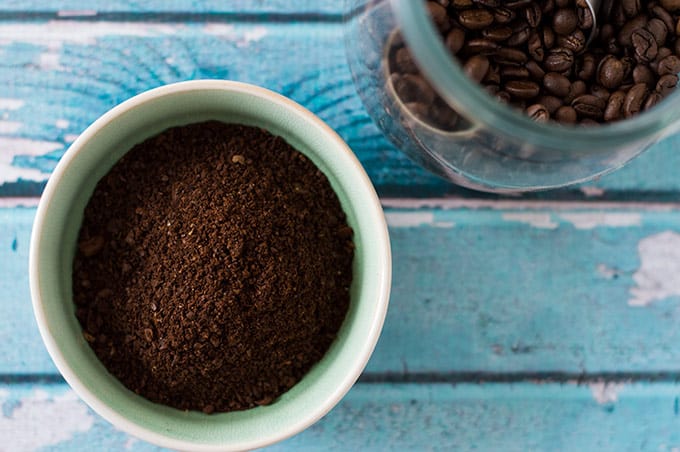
[7,204,680,376]
[1,20,679,199]
[2,381,679,450]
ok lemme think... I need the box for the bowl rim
[29,80,392,451]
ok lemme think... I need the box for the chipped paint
[202,24,269,47]
[0,120,22,134]
[0,21,180,46]
[596,263,618,279]
[580,186,605,197]
[0,137,61,184]
[559,212,641,229]
[55,119,70,129]
[0,99,25,110]
[0,390,93,451]
[501,212,558,229]
[589,382,625,404]
[385,212,434,228]
[629,231,680,307]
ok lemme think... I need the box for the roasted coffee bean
[464,38,501,55]
[459,8,495,30]
[657,55,680,75]
[599,24,615,43]
[556,0,570,8]
[543,72,571,96]
[651,46,673,72]
[676,37,680,56]
[505,0,533,9]
[597,55,625,89]
[526,103,550,122]
[647,18,669,46]
[579,118,600,125]
[484,64,502,84]
[464,55,491,82]
[558,29,587,53]
[507,22,532,46]
[576,0,594,29]
[543,0,556,14]
[643,91,663,109]
[526,3,543,28]
[453,0,473,7]
[572,94,606,119]
[393,74,436,104]
[496,90,512,103]
[395,48,419,74]
[446,27,467,55]
[604,90,626,121]
[485,84,501,95]
[590,84,611,101]
[622,0,641,18]
[495,47,529,65]
[544,47,574,72]
[656,73,679,95]
[505,80,541,99]
[633,64,656,87]
[537,94,564,113]
[618,15,649,47]
[553,8,578,35]
[493,7,515,24]
[427,2,452,33]
[404,102,430,122]
[612,3,628,27]
[501,65,530,79]
[660,0,680,11]
[430,97,460,129]
[482,26,513,41]
[555,105,578,123]
[632,28,659,63]
[651,4,674,31]
[542,25,556,49]
[577,53,597,80]
[526,60,547,79]
[623,82,649,117]
[565,79,588,103]
[474,0,501,8]
[528,31,545,61]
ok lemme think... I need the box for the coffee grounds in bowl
[72,121,354,413]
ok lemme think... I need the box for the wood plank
[2,20,678,198]
[7,203,680,375]
[0,1,344,15]
[3,381,680,450]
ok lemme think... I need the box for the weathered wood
[8,203,680,375]
[1,20,679,198]
[0,1,345,15]
[2,381,679,450]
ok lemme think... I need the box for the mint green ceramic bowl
[29,80,391,451]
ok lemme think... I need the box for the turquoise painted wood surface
[3,382,680,451]
[3,2,680,450]
[4,204,680,376]
[1,18,680,198]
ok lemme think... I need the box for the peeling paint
[580,186,605,197]
[589,382,624,404]
[0,390,93,451]
[559,212,641,229]
[0,99,25,110]
[55,119,70,129]
[0,137,61,184]
[202,24,269,47]
[629,231,680,307]
[501,212,558,229]
[0,120,22,134]
[385,212,434,228]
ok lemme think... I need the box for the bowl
[29,80,391,451]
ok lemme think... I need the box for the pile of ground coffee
[389,0,680,125]
[72,121,354,413]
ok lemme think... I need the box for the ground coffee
[389,0,680,125]
[72,121,354,413]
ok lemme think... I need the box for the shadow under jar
[345,0,680,192]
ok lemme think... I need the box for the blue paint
[11,237,17,252]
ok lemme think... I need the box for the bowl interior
[32,82,390,450]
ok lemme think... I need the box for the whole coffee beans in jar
[386,0,680,126]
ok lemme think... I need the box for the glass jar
[345,0,680,192]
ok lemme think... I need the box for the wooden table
[3,1,680,450]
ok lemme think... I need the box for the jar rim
[391,0,680,150]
